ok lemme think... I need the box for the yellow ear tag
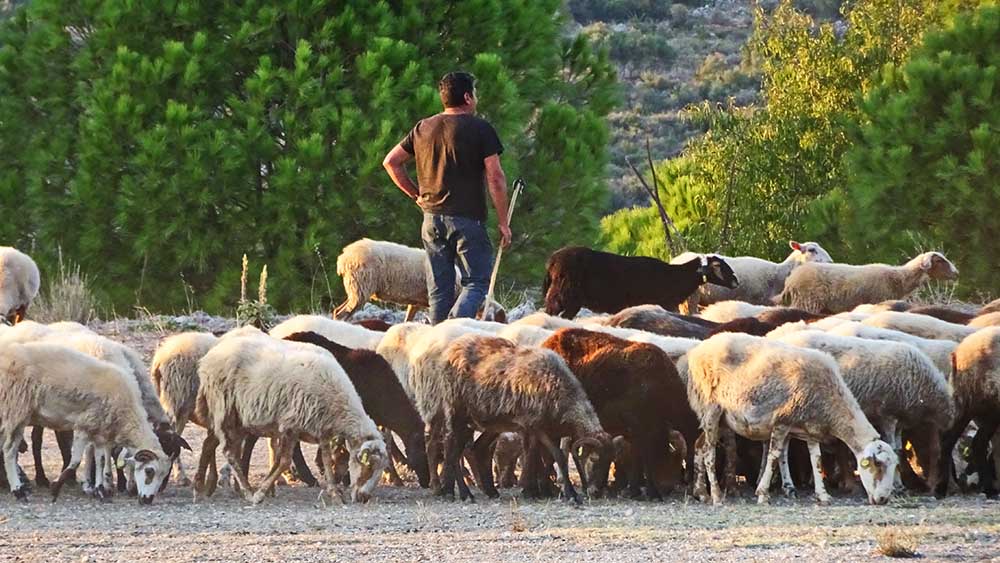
[116,457,126,469]
[860,458,871,468]
[577,447,584,457]
[361,451,369,465]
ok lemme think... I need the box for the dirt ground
[1,321,998,562]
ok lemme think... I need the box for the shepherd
[382,71,512,324]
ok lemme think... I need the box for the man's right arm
[484,154,512,249]
[383,144,419,201]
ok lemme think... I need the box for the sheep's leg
[921,425,943,493]
[452,423,475,502]
[55,430,74,474]
[240,435,258,483]
[81,443,96,495]
[172,416,191,487]
[51,434,90,501]
[30,426,49,488]
[252,435,294,505]
[437,415,459,500]
[332,282,364,319]
[13,304,27,324]
[700,407,723,505]
[382,430,405,487]
[878,418,906,493]
[404,305,418,323]
[721,428,738,493]
[935,415,972,498]
[755,426,789,505]
[807,440,831,505]
[3,428,28,500]
[94,446,112,501]
[221,433,253,500]
[537,431,580,505]
[316,443,345,506]
[425,420,443,491]
[972,417,1000,499]
[779,437,796,498]
[470,431,499,498]
[519,435,541,499]
[291,442,318,487]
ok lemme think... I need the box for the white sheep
[685,332,898,505]
[0,247,40,325]
[333,238,505,322]
[269,315,384,350]
[825,321,956,375]
[0,342,171,503]
[699,301,777,323]
[775,330,954,491]
[196,335,387,504]
[512,311,584,330]
[861,311,977,343]
[497,324,555,347]
[852,300,911,314]
[673,241,834,313]
[776,251,958,313]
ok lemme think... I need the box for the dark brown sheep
[542,246,738,319]
[605,305,715,339]
[755,308,825,325]
[540,328,698,499]
[240,331,430,488]
[908,305,976,325]
[707,317,779,337]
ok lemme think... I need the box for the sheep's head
[857,440,898,505]
[349,438,388,503]
[574,432,614,498]
[919,252,959,281]
[699,255,739,290]
[789,241,834,264]
[122,448,171,505]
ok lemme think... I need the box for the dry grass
[30,248,98,324]
[508,498,529,532]
[874,527,921,558]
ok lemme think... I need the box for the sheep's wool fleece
[0,247,40,317]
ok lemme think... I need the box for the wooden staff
[480,177,525,320]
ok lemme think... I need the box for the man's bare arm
[383,144,419,200]
[484,154,511,249]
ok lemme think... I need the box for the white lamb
[0,247,40,325]
[777,251,958,313]
[196,335,387,504]
[333,238,505,321]
[673,241,833,313]
[861,311,977,343]
[686,333,898,505]
[270,315,384,350]
[0,342,171,503]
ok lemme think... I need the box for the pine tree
[0,0,617,312]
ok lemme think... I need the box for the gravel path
[0,321,997,561]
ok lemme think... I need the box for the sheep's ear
[920,253,935,270]
[134,449,158,464]
[789,241,802,251]
[176,435,192,452]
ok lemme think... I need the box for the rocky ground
[0,314,998,562]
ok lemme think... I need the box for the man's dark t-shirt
[400,113,504,221]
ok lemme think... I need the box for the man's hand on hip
[499,224,512,249]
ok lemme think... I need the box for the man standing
[382,71,511,324]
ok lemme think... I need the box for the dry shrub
[31,249,98,324]
[874,527,920,558]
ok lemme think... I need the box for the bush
[30,248,99,324]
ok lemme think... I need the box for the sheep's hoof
[459,489,475,503]
[251,490,267,505]
[711,495,724,506]
[435,488,455,501]
[484,489,500,500]
[984,490,999,501]
[176,475,192,488]
[756,494,770,505]
[95,485,110,501]
[816,495,831,506]
[13,486,29,502]
[34,476,50,489]
[783,486,797,499]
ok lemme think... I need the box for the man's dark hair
[438,72,476,108]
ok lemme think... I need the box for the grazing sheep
[826,321,956,375]
[777,252,959,313]
[196,335,387,504]
[699,301,777,323]
[968,312,1000,329]
[278,331,430,488]
[604,305,714,339]
[908,305,976,325]
[270,315,384,350]
[332,238,505,322]
[0,247,40,325]
[542,246,738,319]
[541,328,698,499]
[935,327,1000,499]
[673,241,833,313]
[686,333,899,505]
[0,342,171,503]
[379,324,613,503]
[775,330,954,491]
[862,311,977,343]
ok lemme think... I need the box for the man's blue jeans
[421,213,493,324]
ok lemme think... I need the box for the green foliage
[0,0,617,313]
[821,5,1000,295]
[568,0,695,24]
[583,22,676,70]
[601,0,978,262]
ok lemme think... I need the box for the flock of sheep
[0,237,998,510]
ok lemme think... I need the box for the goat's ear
[789,240,802,251]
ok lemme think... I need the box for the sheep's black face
[702,257,739,289]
